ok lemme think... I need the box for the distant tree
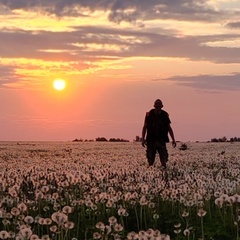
[109,138,129,142]
[211,136,227,142]
[135,136,142,142]
[230,137,240,142]
[96,137,108,142]
[72,138,83,142]
[220,136,227,142]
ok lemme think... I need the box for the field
[0,141,240,240]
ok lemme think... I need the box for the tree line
[73,137,129,142]
[211,136,240,142]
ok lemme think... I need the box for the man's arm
[141,121,147,147]
[168,125,176,148]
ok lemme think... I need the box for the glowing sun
[53,79,66,91]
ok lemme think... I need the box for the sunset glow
[1,1,240,141]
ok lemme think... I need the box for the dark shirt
[145,109,171,142]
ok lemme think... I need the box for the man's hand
[172,140,177,148]
[141,140,147,147]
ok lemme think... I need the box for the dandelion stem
[134,206,140,231]
[201,217,204,240]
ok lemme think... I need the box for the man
[142,99,176,168]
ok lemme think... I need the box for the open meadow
[0,141,240,240]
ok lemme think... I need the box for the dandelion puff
[130,200,136,206]
[19,224,30,230]
[183,229,190,236]
[49,225,58,233]
[24,216,34,225]
[53,205,60,211]
[30,234,40,240]
[43,218,52,225]
[64,221,75,230]
[123,211,129,217]
[154,229,161,237]
[197,209,207,217]
[174,223,181,228]
[131,192,138,199]
[160,234,170,240]
[138,230,146,237]
[0,230,10,239]
[41,235,50,240]
[108,216,117,226]
[113,223,123,232]
[233,193,240,203]
[214,191,221,198]
[214,198,223,207]
[91,204,98,211]
[20,228,32,239]
[43,206,50,212]
[182,210,189,217]
[95,222,105,231]
[37,217,45,225]
[70,200,77,207]
[5,212,12,219]
[93,232,102,239]
[35,191,44,200]
[18,214,25,221]
[41,186,49,193]
[62,206,72,214]
[17,202,28,212]
[52,193,59,200]
[117,207,126,216]
[139,195,148,206]
[113,234,121,240]
[127,231,138,240]
[2,219,10,226]
[85,199,93,207]
[174,229,181,234]
[11,207,20,216]
[228,196,235,205]
[220,194,229,202]
[51,212,68,225]
[148,202,155,209]
[146,228,154,237]
[106,200,113,208]
[8,231,15,238]
[32,206,38,211]
[15,235,24,240]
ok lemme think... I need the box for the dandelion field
[0,141,240,240]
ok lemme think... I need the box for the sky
[1,0,240,142]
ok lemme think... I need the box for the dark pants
[146,140,168,167]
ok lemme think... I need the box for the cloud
[226,21,240,29]
[163,73,240,91]
[0,65,18,87]
[0,0,226,23]
[1,0,240,89]
[1,26,240,63]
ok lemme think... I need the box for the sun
[53,79,66,91]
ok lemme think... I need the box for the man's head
[154,99,163,111]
